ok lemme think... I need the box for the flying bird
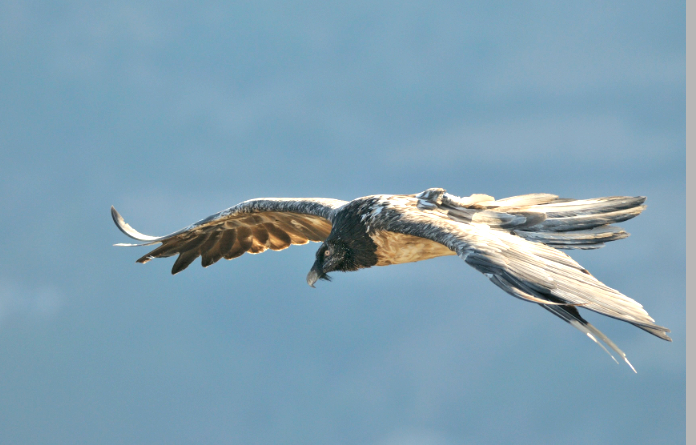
[111,188,671,371]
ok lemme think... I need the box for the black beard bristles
[319,272,332,282]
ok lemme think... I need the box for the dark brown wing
[112,197,346,274]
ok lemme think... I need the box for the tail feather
[543,304,637,372]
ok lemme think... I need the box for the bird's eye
[324,248,332,257]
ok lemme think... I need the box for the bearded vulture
[111,188,671,371]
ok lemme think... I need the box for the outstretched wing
[371,194,670,370]
[112,197,347,274]
[415,187,647,250]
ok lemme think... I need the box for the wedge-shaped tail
[379,192,671,371]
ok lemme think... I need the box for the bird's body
[112,188,671,371]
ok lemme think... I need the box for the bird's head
[306,238,366,287]
[306,205,380,287]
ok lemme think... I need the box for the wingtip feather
[111,206,161,242]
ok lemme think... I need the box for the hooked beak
[307,261,330,288]
[306,267,320,288]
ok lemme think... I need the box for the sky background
[0,1,685,444]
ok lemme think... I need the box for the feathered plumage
[112,188,671,371]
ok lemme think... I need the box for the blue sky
[0,1,685,444]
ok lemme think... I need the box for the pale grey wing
[417,188,646,250]
[112,198,346,274]
[376,211,670,370]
